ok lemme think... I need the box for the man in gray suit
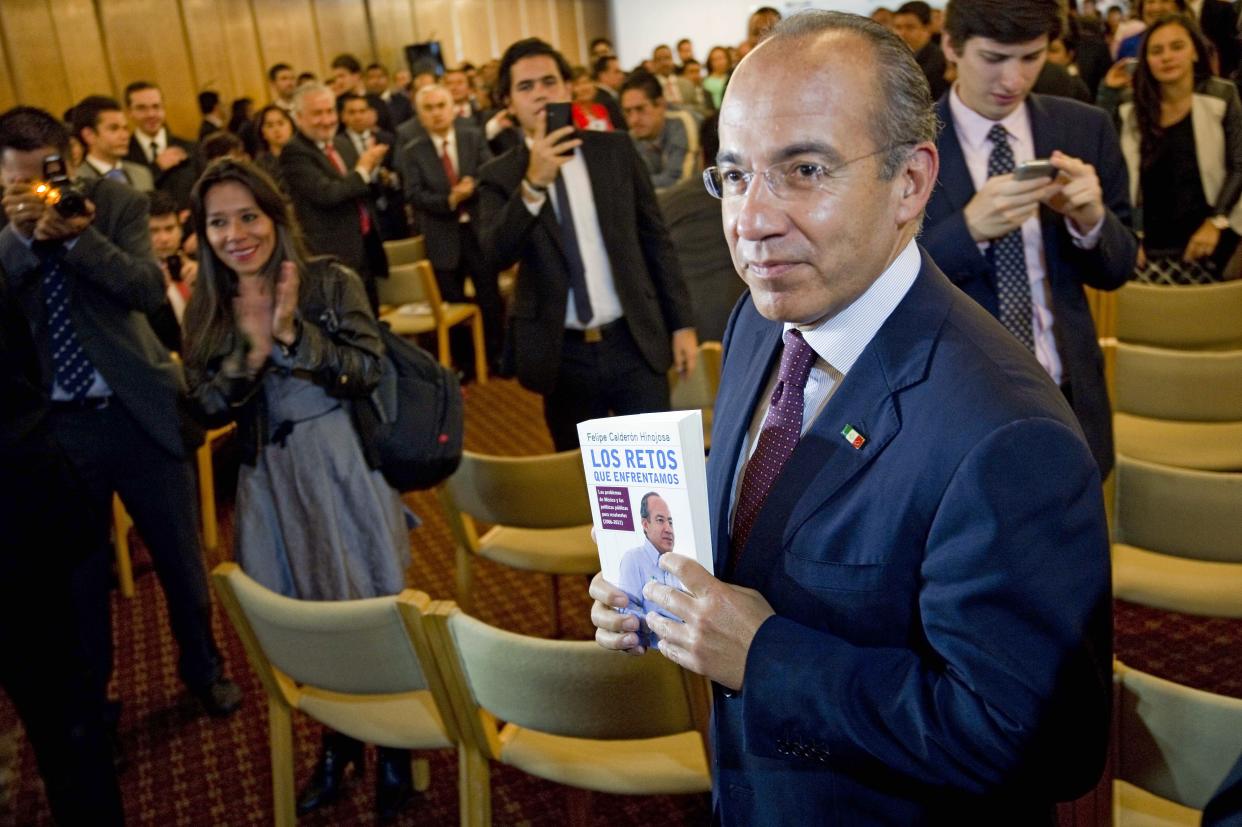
[0,106,240,722]
[70,95,154,192]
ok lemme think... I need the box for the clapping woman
[181,160,415,820]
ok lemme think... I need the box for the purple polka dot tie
[41,255,96,400]
[729,329,817,570]
[987,124,1036,352]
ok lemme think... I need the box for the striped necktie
[41,252,97,399]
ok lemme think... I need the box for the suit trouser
[51,399,222,705]
[1,459,124,826]
[434,224,504,367]
[542,320,671,451]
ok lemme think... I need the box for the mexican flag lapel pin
[841,424,866,450]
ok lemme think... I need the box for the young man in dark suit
[0,106,240,724]
[477,38,698,451]
[122,81,201,210]
[281,83,390,311]
[588,13,1112,823]
[923,0,1137,478]
[338,92,408,242]
[402,83,502,368]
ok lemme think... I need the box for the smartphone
[1014,159,1057,181]
[545,102,575,156]
[1124,57,1139,77]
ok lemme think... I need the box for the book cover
[577,410,713,647]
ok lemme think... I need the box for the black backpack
[369,324,463,491]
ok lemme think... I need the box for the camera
[34,154,89,218]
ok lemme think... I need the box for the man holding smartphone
[478,38,698,451]
[922,0,1137,478]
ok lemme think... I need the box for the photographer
[0,107,241,727]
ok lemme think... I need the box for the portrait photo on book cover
[597,489,690,645]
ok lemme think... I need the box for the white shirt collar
[85,155,119,176]
[136,126,167,150]
[785,238,921,376]
[947,84,1030,153]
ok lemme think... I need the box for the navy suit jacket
[923,93,1137,477]
[707,251,1112,824]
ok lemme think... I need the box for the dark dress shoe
[297,732,364,816]
[375,746,415,822]
[193,677,243,717]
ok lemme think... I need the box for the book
[577,410,713,647]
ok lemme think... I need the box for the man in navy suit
[590,11,1112,824]
[924,0,1137,478]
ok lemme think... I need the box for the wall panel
[555,0,580,65]
[181,0,266,108]
[368,0,418,75]
[491,0,525,53]
[456,0,491,65]
[253,0,321,85]
[0,14,17,113]
[0,0,73,120]
[580,0,610,53]
[524,0,553,47]
[48,0,114,105]
[412,0,454,66]
[312,0,373,71]
[98,0,199,134]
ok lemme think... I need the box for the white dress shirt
[728,239,921,523]
[947,87,1105,384]
[522,141,624,329]
[135,127,167,164]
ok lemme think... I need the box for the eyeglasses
[702,144,908,201]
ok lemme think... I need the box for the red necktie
[323,142,373,236]
[440,140,458,187]
[729,329,817,570]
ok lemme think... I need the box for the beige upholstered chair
[378,260,488,383]
[381,235,428,267]
[1113,344,1242,470]
[1113,660,1242,826]
[436,450,597,636]
[1111,456,1242,617]
[424,602,712,827]
[1115,280,1242,350]
[669,341,723,449]
[211,563,468,826]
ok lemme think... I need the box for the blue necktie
[553,169,593,326]
[41,253,96,399]
[986,124,1035,352]
[105,167,128,183]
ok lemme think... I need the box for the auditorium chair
[424,601,712,827]
[381,235,428,267]
[1115,280,1242,350]
[1113,660,1242,825]
[211,563,469,827]
[1111,456,1242,618]
[377,260,488,384]
[436,450,597,637]
[668,341,723,449]
[1113,344,1242,471]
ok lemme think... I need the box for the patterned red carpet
[2,378,1239,825]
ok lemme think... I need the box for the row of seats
[1099,279,1242,826]
[212,562,712,827]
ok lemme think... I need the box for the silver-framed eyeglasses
[703,144,908,201]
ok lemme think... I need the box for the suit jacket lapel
[708,316,783,575]
[934,98,979,213]
[1026,95,1064,277]
[726,256,953,587]
[421,135,451,191]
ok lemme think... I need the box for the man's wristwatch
[1210,214,1230,230]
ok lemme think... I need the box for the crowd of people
[2,0,1241,824]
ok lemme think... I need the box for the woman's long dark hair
[1133,13,1213,169]
[182,159,311,373]
[252,104,294,156]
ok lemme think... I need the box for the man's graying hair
[763,10,939,180]
[639,492,660,520]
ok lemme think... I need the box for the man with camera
[0,107,241,729]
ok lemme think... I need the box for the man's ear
[894,141,939,227]
[941,33,961,64]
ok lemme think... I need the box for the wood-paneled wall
[0,0,611,137]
